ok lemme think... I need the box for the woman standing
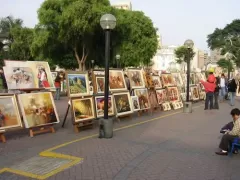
[54,73,61,100]
[228,78,237,106]
[40,68,50,88]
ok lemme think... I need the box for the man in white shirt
[219,73,226,102]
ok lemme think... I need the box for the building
[112,1,132,10]
[210,49,223,63]
[197,50,205,70]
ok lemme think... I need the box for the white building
[112,0,132,10]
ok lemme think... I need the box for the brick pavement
[1,98,240,180]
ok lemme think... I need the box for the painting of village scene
[109,70,127,91]
[134,88,150,110]
[0,96,22,130]
[156,89,168,104]
[67,72,89,97]
[72,98,95,122]
[95,96,114,118]
[167,87,180,102]
[113,92,132,116]
[161,74,175,87]
[96,76,105,94]
[18,92,59,128]
[152,75,162,88]
[3,67,36,89]
[127,69,145,89]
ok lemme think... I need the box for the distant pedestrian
[200,77,216,110]
[219,73,227,102]
[228,78,237,106]
[54,73,61,100]
[214,76,220,109]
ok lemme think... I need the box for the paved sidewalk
[1,98,240,180]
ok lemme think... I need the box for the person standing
[228,78,237,106]
[200,78,216,110]
[0,69,7,93]
[219,73,226,102]
[214,76,220,109]
[54,73,61,100]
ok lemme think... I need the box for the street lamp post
[116,54,120,68]
[100,14,116,138]
[91,60,95,69]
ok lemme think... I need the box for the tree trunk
[73,45,88,71]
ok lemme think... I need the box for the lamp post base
[183,102,192,113]
[99,118,113,139]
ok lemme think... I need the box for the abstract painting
[95,96,114,118]
[0,95,22,130]
[156,89,168,104]
[67,72,89,97]
[131,96,140,111]
[161,73,175,87]
[127,69,145,89]
[134,88,150,110]
[72,97,95,122]
[109,70,127,91]
[18,92,59,128]
[113,92,133,116]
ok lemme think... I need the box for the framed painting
[4,60,27,67]
[95,75,105,94]
[51,72,58,82]
[172,73,183,86]
[161,73,175,87]
[144,72,154,88]
[95,96,114,118]
[71,97,95,123]
[113,92,133,116]
[134,88,150,110]
[0,95,22,130]
[181,73,187,85]
[156,89,168,104]
[190,86,200,101]
[190,73,196,85]
[127,69,145,89]
[3,66,36,89]
[152,75,162,89]
[109,70,127,91]
[18,92,59,128]
[167,86,180,102]
[66,72,89,97]
[131,96,140,111]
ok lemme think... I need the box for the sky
[0,0,240,50]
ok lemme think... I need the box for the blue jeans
[229,92,236,106]
[220,87,226,100]
[55,88,60,100]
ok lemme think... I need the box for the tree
[217,58,234,72]
[174,46,195,64]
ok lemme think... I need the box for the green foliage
[174,46,195,64]
[217,58,234,72]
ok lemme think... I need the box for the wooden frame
[95,95,114,118]
[161,73,175,87]
[113,92,133,117]
[109,70,127,92]
[126,69,145,89]
[0,95,22,130]
[71,97,95,123]
[134,88,150,110]
[18,92,60,128]
[131,96,140,111]
[66,71,90,97]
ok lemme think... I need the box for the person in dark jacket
[214,76,220,109]
[228,78,237,106]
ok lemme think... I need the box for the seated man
[216,108,240,156]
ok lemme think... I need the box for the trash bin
[183,102,192,113]
[99,118,113,139]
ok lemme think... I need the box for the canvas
[191,86,200,101]
[161,74,175,87]
[95,96,114,118]
[18,92,59,128]
[127,69,145,89]
[0,95,22,130]
[72,97,95,122]
[67,72,89,97]
[144,72,154,88]
[3,67,36,89]
[109,70,127,91]
[167,87,180,102]
[95,76,105,94]
[131,96,140,111]
[113,92,133,116]
[152,75,162,88]
[134,88,150,110]
[156,89,168,104]
[172,73,183,86]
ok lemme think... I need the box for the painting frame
[152,75,162,89]
[156,88,168,104]
[134,88,150,110]
[190,86,200,101]
[113,92,133,117]
[109,70,127,92]
[95,95,114,118]
[167,86,180,102]
[131,96,140,111]
[66,71,90,97]
[161,73,175,87]
[126,69,145,89]
[94,75,105,94]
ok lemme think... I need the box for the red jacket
[200,80,216,93]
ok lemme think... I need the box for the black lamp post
[184,39,194,102]
[100,13,116,138]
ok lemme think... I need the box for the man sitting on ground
[216,108,240,156]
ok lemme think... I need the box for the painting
[109,70,127,91]
[113,92,133,116]
[51,72,58,82]
[67,72,89,97]
[72,97,95,122]
[4,60,26,67]
[181,73,187,85]
[156,89,168,104]
[144,72,154,88]
[95,96,114,118]
[161,73,175,87]
[18,92,59,128]
[127,69,145,89]
[167,87,180,102]
[95,76,105,94]
[3,67,36,89]
[0,95,22,130]
[152,75,162,88]
[172,73,183,86]
[131,96,140,111]
[162,102,171,111]
[190,86,200,101]
[190,73,196,85]
[134,88,150,110]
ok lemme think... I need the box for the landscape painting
[95,96,114,118]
